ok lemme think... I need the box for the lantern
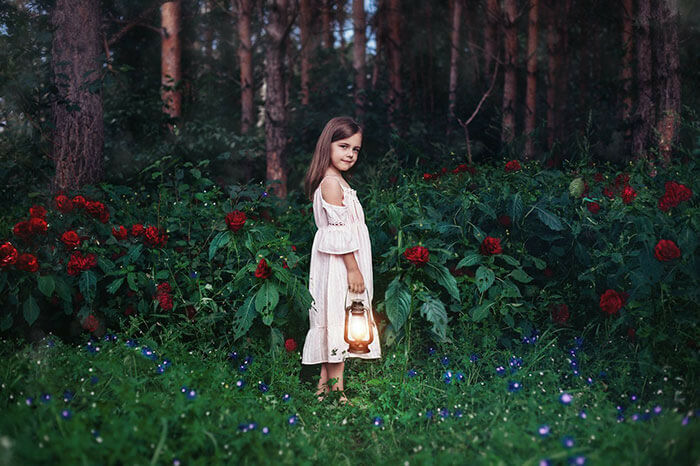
[344,292,374,354]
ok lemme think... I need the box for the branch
[458,60,500,128]
[106,2,163,46]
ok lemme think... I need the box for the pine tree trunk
[654,0,680,166]
[161,1,182,120]
[501,0,517,144]
[554,0,571,150]
[50,0,103,193]
[386,0,402,130]
[370,1,383,90]
[633,0,654,158]
[620,0,634,143]
[237,0,254,133]
[484,0,500,82]
[524,0,539,159]
[353,0,366,117]
[300,0,312,105]
[322,0,333,49]
[545,0,559,150]
[447,0,462,134]
[265,0,289,198]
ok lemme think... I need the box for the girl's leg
[326,361,349,404]
[315,364,330,400]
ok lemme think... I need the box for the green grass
[0,320,698,465]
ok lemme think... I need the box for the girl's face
[329,132,362,172]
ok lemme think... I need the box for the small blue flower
[681,416,690,426]
[282,393,291,402]
[425,410,434,419]
[441,356,450,366]
[162,359,171,367]
[443,370,453,384]
[509,356,523,368]
[47,339,55,347]
[247,422,257,431]
[629,393,638,402]
[539,460,552,466]
[238,364,247,373]
[508,381,522,392]
[538,424,550,437]
[156,365,165,374]
[641,412,651,421]
[61,409,72,420]
[262,191,268,198]
[568,456,586,465]
[186,389,197,400]
[173,459,181,466]
[616,405,625,412]
[599,370,607,379]
[237,423,249,432]
[63,390,74,402]
[258,382,269,393]
[372,416,383,427]
[228,351,239,361]
[573,336,584,348]
[407,369,417,378]
[454,409,463,418]
[428,346,436,356]
[262,426,270,435]
[653,405,662,415]
[288,414,299,425]
[495,366,506,376]
[25,397,34,406]
[469,353,480,362]
[562,435,575,448]
[585,377,594,385]
[86,342,97,354]
[126,339,138,348]
[617,414,625,423]
[91,429,100,438]
[631,413,640,422]
[559,393,573,405]
[439,408,449,419]
[579,410,587,419]
[181,386,188,393]
[244,355,253,365]
[236,379,245,389]
[90,376,99,385]
[41,393,51,403]
[189,271,199,279]
[456,371,465,382]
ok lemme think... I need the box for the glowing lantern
[344,292,374,354]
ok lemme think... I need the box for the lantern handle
[344,287,371,310]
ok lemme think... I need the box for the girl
[301,116,382,405]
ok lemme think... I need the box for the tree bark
[265,0,289,198]
[620,0,634,143]
[633,0,654,158]
[237,0,254,133]
[447,0,463,134]
[161,1,182,120]
[654,0,680,166]
[299,0,312,105]
[322,0,333,49]
[501,0,517,144]
[483,0,500,84]
[353,0,366,117]
[50,0,103,193]
[386,0,402,130]
[524,0,539,159]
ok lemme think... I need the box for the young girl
[301,116,382,405]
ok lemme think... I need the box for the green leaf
[255,281,279,317]
[23,295,40,326]
[127,273,138,291]
[500,280,522,298]
[0,313,12,331]
[531,256,547,270]
[457,254,481,268]
[470,300,494,322]
[476,202,496,220]
[121,244,143,264]
[509,268,533,283]
[536,207,564,231]
[510,193,523,222]
[233,295,257,340]
[472,225,486,243]
[209,231,231,261]
[499,254,520,266]
[107,277,125,294]
[475,266,495,293]
[37,275,55,297]
[384,275,411,332]
[425,263,460,302]
[419,297,448,341]
[155,270,169,280]
[270,327,284,352]
[79,271,97,304]
[97,256,116,274]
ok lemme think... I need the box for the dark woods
[0,0,694,197]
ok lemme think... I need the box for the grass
[0,318,698,465]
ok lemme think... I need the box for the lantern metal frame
[343,289,375,354]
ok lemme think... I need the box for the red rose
[505,160,521,172]
[440,167,448,175]
[254,258,271,279]
[657,193,676,212]
[60,231,81,249]
[479,236,503,255]
[71,195,87,209]
[587,202,600,214]
[156,292,173,311]
[654,239,680,262]
[30,205,47,218]
[0,242,18,267]
[498,215,512,227]
[86,201,110,223]
[29,217,48,235]
[55,195,74,213]
[82,315,99,332]
[284,338,298,352]
[157,282,172,294]
[16,253,39,272]
[550,303,570,325]
[620,185,637,204]
[599,289,627,316]
[225,210,247,232]
[13,221,32,241]
[131,224,144,237]
[67,251,97,276]
[614,173,630,188]
[403,246,429,267]
[291,245,297,252]
[603,186,615,199]
[143,226,161,247]
[423,173,433,181]
[282,260,289,269]
[112,225,128,241]
[593,173,604,182]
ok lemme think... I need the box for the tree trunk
[299,0,311,105]
[322,0,333,49]
[654,0,680,166]
[524,0,539,159]
[484,0,500,83]
[353,0,366,117]
[554,0,571,150]
[50,0,103,193]
[620,0,634,143]
[161,1,182,120]
[544,0,559,151]
[370,1,383,90]
[501,0,517,144]
[386,0,402,130]
[265,0,289,198]
[237,0,254,133]
[633,0,654,158]
[465,2,480,86]
[447,0,462,134]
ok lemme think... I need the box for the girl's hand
[347,268,365,294]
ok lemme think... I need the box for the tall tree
[501,0,517,144]
[322,0,333,49]
[633,0,654,158]
[50,0,103,193]
[483,0,500,83]
[161,1,182,120]
[654,0,680,166]
[620,0,634,144]
[544,0,570,154]
[264,0,290,198]
[352,0,366,117]
[386,0,402,130]
[447,0,463,134]
[236,0,254,133]
[300,0,313,106]
[524,0,539,159]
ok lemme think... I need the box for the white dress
[301,176,382,364]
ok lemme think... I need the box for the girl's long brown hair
[304,116,363,201]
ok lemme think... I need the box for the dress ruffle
[316,224,360,255]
